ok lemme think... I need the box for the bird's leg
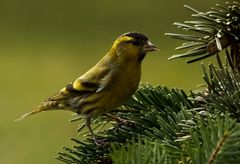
[85,117,107,145]
[104,113,134,125]
[85,117,98,144]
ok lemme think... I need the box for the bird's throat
[138,53,146,62]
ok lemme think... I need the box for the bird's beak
[143,41,159,52]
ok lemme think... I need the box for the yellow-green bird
[16,32,158,143]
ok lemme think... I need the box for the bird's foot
[104,113,134,126]
[93,137,109,146]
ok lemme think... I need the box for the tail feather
[15,100,63,121]
[15,108,43,122]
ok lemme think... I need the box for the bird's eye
[132,40,141,46]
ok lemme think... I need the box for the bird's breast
[105,62,141,107]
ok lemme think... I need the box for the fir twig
[166,2,240,69]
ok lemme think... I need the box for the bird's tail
[14,107,43,122]
[15,101,62,121]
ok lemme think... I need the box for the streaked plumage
[16,32,158,144]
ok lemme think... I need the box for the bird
[16,32,158,144]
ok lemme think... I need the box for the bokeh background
[1,0,223,163]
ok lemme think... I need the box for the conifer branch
[166,1,240,69]
[208,131,229,164]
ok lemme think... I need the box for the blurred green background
[1,0,223,163]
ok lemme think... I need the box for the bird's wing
[48,65,112,101]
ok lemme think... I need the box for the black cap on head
[121,32,149,42]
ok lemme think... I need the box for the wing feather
[48,64,113,101]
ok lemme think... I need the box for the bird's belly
[108,84,137,107]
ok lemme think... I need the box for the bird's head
[111,32,159,62]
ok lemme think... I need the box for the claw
[93,138,108,146]
[104,113,134,125]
